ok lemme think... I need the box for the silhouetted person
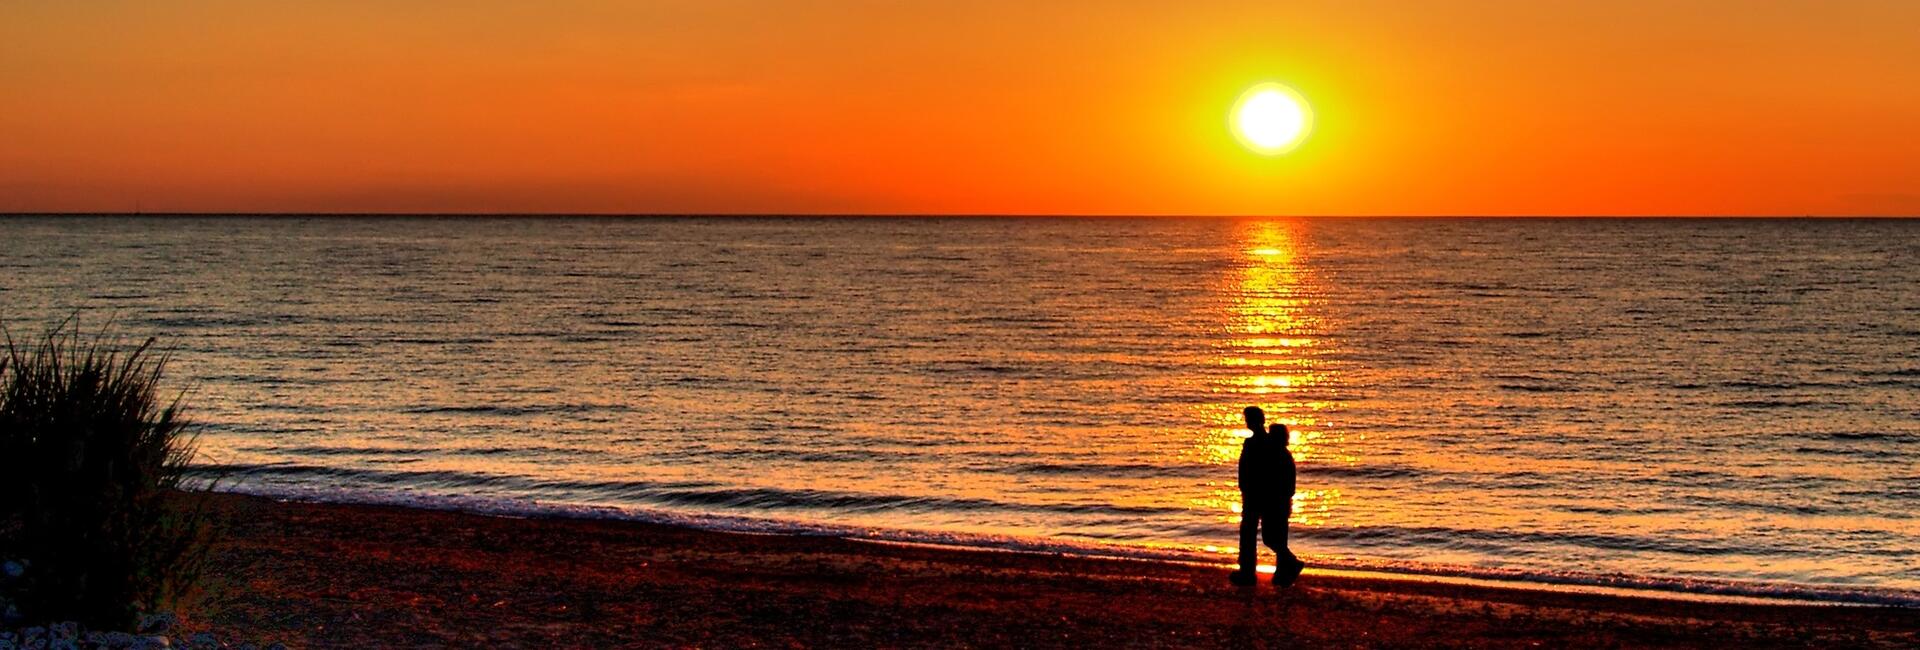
[1229,407,1305,587]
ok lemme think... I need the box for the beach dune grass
[0,322,211,629]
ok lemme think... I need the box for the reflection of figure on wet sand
[1229,406,1305,587]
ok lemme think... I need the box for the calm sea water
[3,216,1916,604]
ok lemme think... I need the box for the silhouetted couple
[1230,406,1305,588]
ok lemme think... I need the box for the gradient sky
[4,1,1917,216]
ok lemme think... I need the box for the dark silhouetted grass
[0,321,213,629]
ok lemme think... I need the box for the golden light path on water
[1187,220,1351,568]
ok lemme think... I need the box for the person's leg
[1229,497,1260,585]
[1271,500,1304,586]
[1237,502,1260,573]
[1265,501,1290,558]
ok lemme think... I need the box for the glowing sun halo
[1231,83,1313,155]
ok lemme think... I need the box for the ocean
[2,215,1915,605]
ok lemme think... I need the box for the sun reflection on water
[1188,220,1351,547]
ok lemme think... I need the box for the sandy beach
[175,493,1917,649]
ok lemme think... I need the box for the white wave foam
[215,483,1920,609]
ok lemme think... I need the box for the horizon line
[3,212,1916,219]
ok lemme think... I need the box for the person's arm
[1237,439,1251,492]
[1283,450,1296,497]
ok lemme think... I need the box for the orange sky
[3,1,1916,216]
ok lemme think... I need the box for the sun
[1230,83,1313,155]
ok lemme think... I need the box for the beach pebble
[135,614,175,636]
[84,631,141,648]
[133,617,170,636]
[184,632,218,650]
[1,561,23,578]
[131,636,170,650]
[45,624,75,642]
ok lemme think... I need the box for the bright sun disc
[1231,83,1313,155]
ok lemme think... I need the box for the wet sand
[186,493,1917,648]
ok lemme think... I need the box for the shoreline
[207,484,1919,610]
[184,492,1919,648]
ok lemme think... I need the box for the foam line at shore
[211,483,1920,609]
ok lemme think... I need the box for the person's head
[1243,406,1265,434]
[1269,423,1289,443]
